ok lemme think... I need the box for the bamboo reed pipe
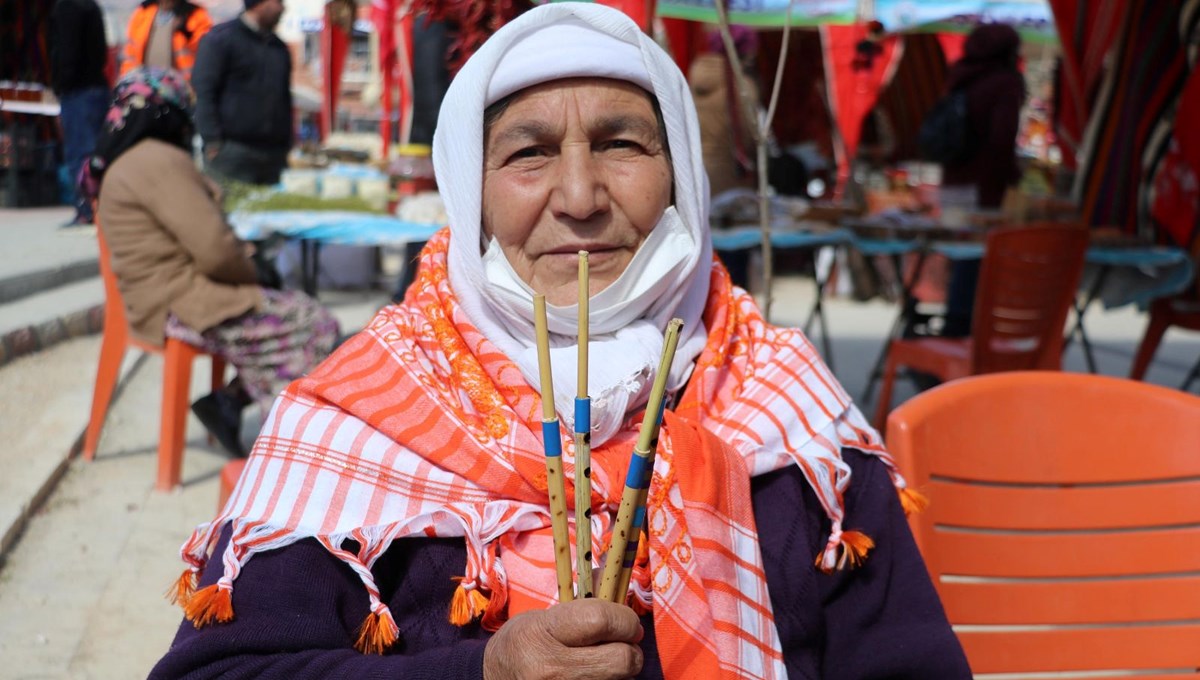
[598,318,683,603]
[534,294,574,604]
[574,252,594,597]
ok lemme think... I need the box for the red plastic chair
[873,223,1088,429]
[887,371,1200,676]
[84,224,226,491]
[1129,294,1200,390]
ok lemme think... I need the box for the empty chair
[1129,293,1200,391]
[874,223,1088,429]
[887,371,1200,676]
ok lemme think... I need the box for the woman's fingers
[482,600,645,680]
[546,599,643,647]
[560,641,644,680]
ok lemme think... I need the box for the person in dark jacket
[940,24,1026,336]
[941,23,1026,208]
[191,0,292,185]
[50,0,110,226]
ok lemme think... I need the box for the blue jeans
[60,86,109,220]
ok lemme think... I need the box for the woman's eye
[600,139,642,152]
[508,147,544,162]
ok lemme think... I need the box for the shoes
[59,216,96,234]
[191,389,248,457]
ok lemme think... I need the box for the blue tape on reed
[542,421,562,457]
[574,397,590,434]
[624,452,652,489]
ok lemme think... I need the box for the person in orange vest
[120,0,213,82]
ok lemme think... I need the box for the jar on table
[388,143,437,200]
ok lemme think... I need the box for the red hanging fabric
[320,1,354,141]
[935,33,966,68]
[819,23,902,193]
[1046,0,1125,163]
[594,0,655,32]
[372,0,397,155]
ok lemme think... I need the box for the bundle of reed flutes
[533,251,683,606]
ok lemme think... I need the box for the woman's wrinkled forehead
[485,19,654,107]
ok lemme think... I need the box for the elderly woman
[150,5,970,678]
[88,68,339,456]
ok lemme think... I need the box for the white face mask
[481,207,698,443]
[482,206,694,333]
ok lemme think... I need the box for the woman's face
[482,78,673,306]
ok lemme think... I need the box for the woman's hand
[483,599,644,680]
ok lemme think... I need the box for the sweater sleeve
[816,450,973,678]
[148,527,488,680]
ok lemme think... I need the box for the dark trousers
[60,86,109,220]
[206,140,289,187]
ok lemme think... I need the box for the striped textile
[1072,0,1190,239]
[174,229,909,678]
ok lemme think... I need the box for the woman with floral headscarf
[150,6,969,679]
[86,68,339,457]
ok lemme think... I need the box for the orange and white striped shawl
[175,229,919,679]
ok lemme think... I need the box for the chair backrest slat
[887,372,1200,675]
[971,224,1089,374]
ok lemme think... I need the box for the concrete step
[0,276,104,367]
[0,257,99,305]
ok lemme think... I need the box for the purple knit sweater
[150,450,971,678]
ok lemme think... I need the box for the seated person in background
[83,68,340,456]
[149,5,971,678]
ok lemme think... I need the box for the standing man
[120,0,213,83]
[50,0,109,227]
[192,0,293,186]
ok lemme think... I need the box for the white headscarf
[434,3,713,446]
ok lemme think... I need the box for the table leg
[1181,355,1200,392]
[1063,265,1110,374]
[300,240,322,298]
[862,248,928,405]
[803,247,835,371]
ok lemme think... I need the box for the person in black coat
[50,0,110,226]
[940,24,1026,336]
[191,0,292,186]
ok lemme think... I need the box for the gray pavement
[0,204,1196,679]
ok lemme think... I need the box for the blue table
[931,241,1195,373]
[712,226,853,368]
[838,223,1196,401]
[229,210,443,296]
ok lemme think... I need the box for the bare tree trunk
[711,0,791,320]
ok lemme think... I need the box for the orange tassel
[468,588,490,618]
[898,488,929,516]
[166,568,197,607]
[837,530,875,570]
[184,584,234,627]
[354,609,399,655]
[449,583,472,626]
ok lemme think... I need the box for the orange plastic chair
[1129,294,1200,390]
[84,224,226,491]
[217,459,246,510]
[887,371,1200,676]
[874,223,1088,429]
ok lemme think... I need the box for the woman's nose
[551,147,608,221]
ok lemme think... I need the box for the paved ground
[0,204,1196,679]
